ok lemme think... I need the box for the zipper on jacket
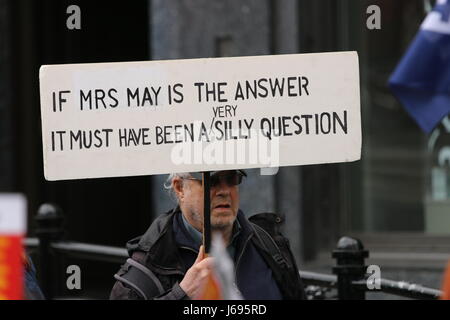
[152,265,185,277]
[175,246,200,276]
[179,246,199,255]
[151,257,186,276]
[234,233,253,288]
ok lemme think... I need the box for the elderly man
[110,170,305,300]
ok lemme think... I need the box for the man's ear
[172,177,184,200]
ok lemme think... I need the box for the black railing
[300,236,441,300]
[300,264,442,300]
[27,203,443,300]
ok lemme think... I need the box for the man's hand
[179,245,214,299]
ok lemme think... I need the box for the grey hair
[164,172,192,203]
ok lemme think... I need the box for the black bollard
[35,203,64,299]
[332,236,368,300]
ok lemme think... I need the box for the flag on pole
[0,236,23,300]
[389,0,450,133]
[195,233,243,300]
[196,270,223,300]
[0,194,26,300]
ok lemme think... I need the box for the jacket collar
[126,207,184,273]
[128,207,256,272]
[175,210,243,253]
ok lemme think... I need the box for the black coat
[110,207,306,300]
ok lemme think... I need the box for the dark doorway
[8,0,152,298]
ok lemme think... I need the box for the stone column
[271,0,304,265]
[149,0,277,217]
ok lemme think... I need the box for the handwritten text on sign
[39,52,361,180]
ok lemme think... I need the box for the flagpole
[202,172,211,254]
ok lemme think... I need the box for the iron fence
[26,203,443,300]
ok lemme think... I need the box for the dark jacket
[110,207,305,300]
[24,254,45,300]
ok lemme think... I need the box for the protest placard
[39,52,361,180]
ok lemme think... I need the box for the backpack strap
[250,222,291,269]
[249,214,306,299]
[114,258,164,300]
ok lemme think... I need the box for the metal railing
[300,270,442,300]
[28,203,444,300]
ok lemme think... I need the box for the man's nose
[212,180,231,196]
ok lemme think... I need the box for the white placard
[39,51,361,181]
[0,194,27,234]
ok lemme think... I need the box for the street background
[0,0,447,299]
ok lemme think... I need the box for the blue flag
[389,0,450,133]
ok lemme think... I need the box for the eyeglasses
[184,171,244,187]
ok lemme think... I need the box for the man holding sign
[110,170,306,300]
[39,51,361,300]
